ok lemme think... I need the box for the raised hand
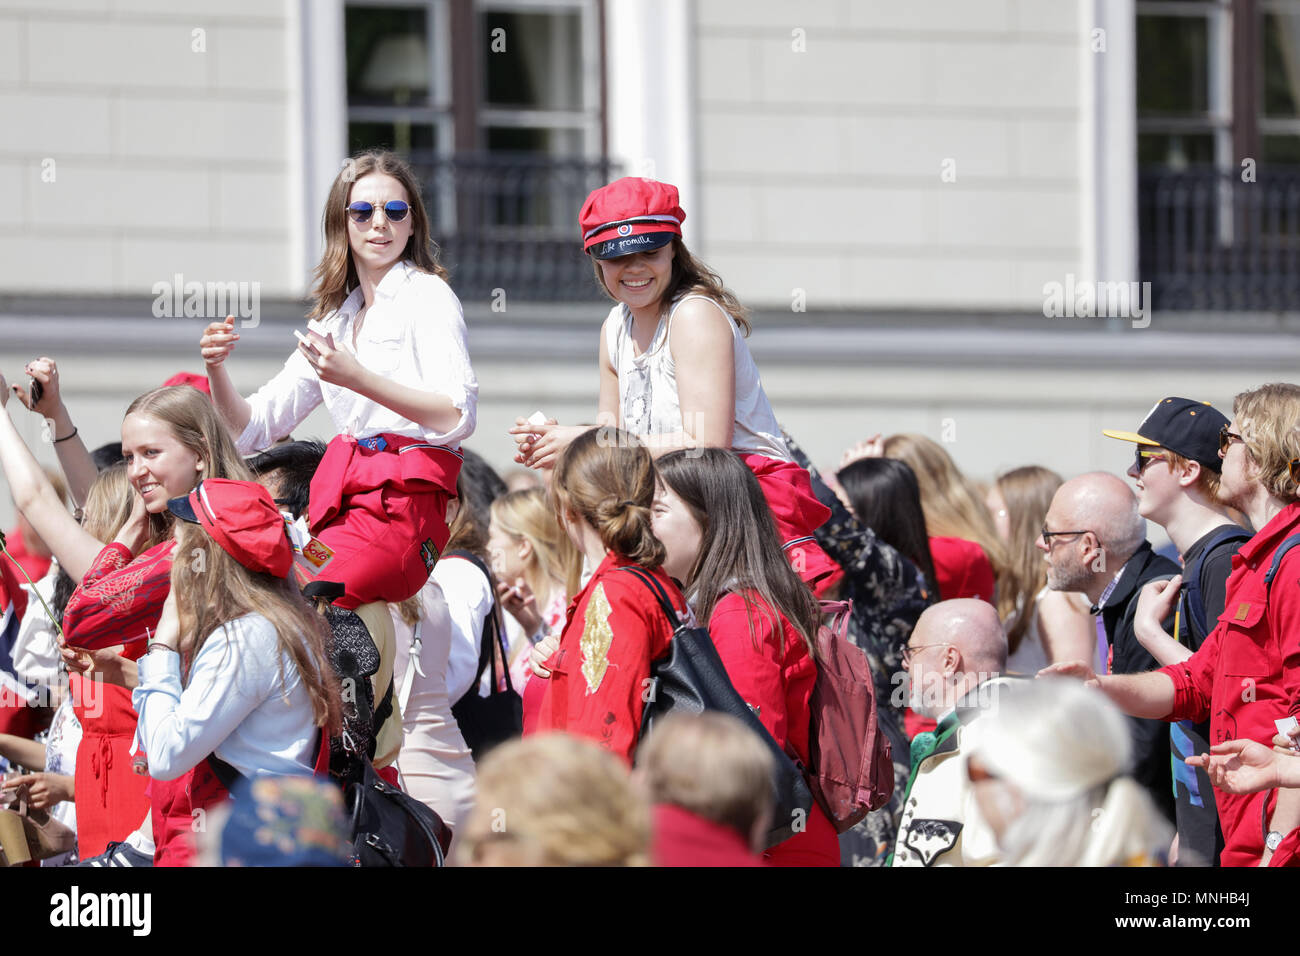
[1133,575,1182,647]
[60,640,137,690]
[298,329,365,391]
[10,356,64,417]
[200,317,240,368]
[839,433,885,469]
[507,418,585,470]
[497,576,542,636]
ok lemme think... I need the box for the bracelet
[146,641,176,655]
[52,427,78,444]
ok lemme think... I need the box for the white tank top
[604,294,790,460]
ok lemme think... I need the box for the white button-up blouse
[236,260,478,455]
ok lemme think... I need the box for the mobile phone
[27,377,42,407]
[1276,716,1300,753]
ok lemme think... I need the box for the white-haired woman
[966,678,1172,866]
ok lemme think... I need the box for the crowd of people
[0,149,1298,868]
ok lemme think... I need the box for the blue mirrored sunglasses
[346,200,410,224]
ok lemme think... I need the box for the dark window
[1137,0,1300,310]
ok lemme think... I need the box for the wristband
[53,427,78,444]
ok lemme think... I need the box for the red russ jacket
[709,591,840,867]
[533,553,686,762]
[1158,502,1300,867]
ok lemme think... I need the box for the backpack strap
[1264,533,1300,592]
[1182,525,1252,641]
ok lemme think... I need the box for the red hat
[163,372,212,396]
[579,177,685,259]
[167,479,293,578]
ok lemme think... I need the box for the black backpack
[1180,525,1253,644]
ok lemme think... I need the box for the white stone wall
[693,0,1086,310]
[0,0,303,297]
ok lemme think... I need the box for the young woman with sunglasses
[200,150,477,610]
[508,177,841,596]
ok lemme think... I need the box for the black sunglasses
[1219,424,1245,455]
[346,200,410,224]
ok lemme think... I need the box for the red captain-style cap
[162,371,212,395]
[579,177,685,259]
[167,479,294,578]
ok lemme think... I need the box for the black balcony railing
[1139,166,1300,311]
[406,151,619,303]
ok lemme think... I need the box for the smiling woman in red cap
[199,150,476,611]
[509,177,841,596]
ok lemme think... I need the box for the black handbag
[447,550,524,762]
[208,745,450,868]
[344,761,451,867]
[620,566,815,849]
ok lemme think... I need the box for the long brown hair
[124,386,253,548]
[656,448,820,657]
[309,150,448,320]
[550,427,664,568]
[591,237,752,334]
[995,465,1064,653]
[172,519,341,734]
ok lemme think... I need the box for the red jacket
[532,553,685,763]
[707,591,840,866]
[1,525,52,586]
[1158,501,1300,867]
[652,803,766,867]
[929,536,995,603]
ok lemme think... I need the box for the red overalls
[62,540,175,857]
[306,434,463,609]
[739,453,844,598]
[151,736,333,866]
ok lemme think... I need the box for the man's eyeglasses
[1040,526,1094,546]
[346,200,410,224]
[902,642,953,666]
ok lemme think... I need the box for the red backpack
[800,601,894,832]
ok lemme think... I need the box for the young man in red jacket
[1045,382,1300,866]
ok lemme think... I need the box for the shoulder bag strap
[446,549,512,696]
[617,565,682,631]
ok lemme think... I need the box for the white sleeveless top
[604,294,790,460]
[1005,586,1051,676]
